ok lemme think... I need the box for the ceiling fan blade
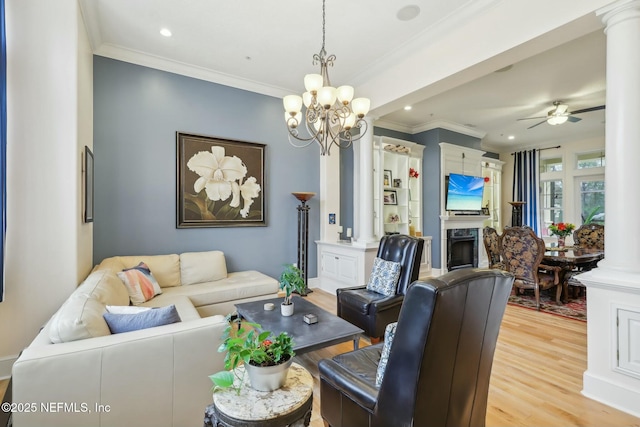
[517,116,547,121]
[571,105,605,115]
[567,116,582,123]
[527,120,547,129]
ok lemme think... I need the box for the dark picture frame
[383,169,392,187]
[84,146,94,223]
[383,190,397,205]
[176,132,266,228]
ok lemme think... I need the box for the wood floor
[297,288,640,427]
[1,289,638,427]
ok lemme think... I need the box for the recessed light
[508,135,515,140]
[404,106,412,111]
[160,28,172,37]
[397,5,420,21]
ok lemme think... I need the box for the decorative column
[579,0,640,418]
[353,117,377,246]
[292,192,315,295]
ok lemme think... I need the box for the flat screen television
[445,173,485,211]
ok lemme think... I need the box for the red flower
[262,339,272,347]
[409,168,419,179]
[558,223,566,231]
[484,176,490,183]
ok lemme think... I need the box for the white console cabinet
[315,241,378,294]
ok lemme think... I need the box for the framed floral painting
[176,132,266,228]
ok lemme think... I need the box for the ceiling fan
[518,101,605,129]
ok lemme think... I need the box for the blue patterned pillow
[376,322,397,387]
[366,257,402,296]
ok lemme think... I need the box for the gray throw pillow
[376,322,397,387]
[366,257,402,296]
[103,304,181,334]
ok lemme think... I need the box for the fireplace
[447,228,479,271]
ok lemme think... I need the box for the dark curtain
[512,150,540,234]
[0,0,6,302]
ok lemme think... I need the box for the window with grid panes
[540,180,563,237]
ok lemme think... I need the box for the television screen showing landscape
[445,173,485,211]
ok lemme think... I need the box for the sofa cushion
[49,270,129,343]
[106,305,151,315]
[140,294,202,322]
[150,271,278,308]
[180,251,227,286]
[116,254,181,288]
[117,262,163,305]
[103,305,181,334]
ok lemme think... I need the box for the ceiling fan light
[547,115,569,126]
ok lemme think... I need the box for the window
[540,157,563,173]
[577,151,605,169]
[577,177,605,224]
[540,180,563,236]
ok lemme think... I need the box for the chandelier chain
[321,0,326,52]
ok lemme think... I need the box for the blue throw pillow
[366,257,402,296]
[103,305,181,334]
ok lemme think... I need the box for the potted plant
[210,316,295,393]
[279,264,305,316]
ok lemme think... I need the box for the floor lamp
[292,192,315,296]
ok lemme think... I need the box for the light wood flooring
[1,289,638,427]
[296,288,640,427]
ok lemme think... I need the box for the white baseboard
[0,355,17,380]
[582,370,640,418]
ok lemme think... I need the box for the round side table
[204,362,313,427]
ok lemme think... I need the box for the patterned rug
[508,289,587,321]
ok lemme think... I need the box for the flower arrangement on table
[409,167,419,179]
[548,222,575,237]
[549,222,575,247]
[210,316,295,394]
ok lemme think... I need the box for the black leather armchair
[320,268,515,427]
[336,234,424,339]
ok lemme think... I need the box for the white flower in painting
[187,146,247,201]
[240,177,261,218]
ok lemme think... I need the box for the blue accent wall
[93,57,320,279]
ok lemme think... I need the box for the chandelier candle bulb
[351,98,371,117]
[283,95,302,114]
[337,85,354,104]
[304,74,323,93]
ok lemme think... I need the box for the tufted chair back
[573,224,604,250]
[482,226,503,269]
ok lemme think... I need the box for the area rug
[508,290,587,321]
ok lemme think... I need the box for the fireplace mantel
[440,214,489,271]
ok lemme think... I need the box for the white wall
[0,0,93,378]
[499,135,605,241]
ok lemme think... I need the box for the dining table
[543,247,605,302]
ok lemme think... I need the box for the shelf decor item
[383,190,397,205]
[383,170,392,187]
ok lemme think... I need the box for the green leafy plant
[279,263,306,304]
[209,315,295,394]
[583,206,602,224]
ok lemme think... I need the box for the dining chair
[482,226,504,269]
[500,226,564,310]
[573,224,605,250]
[319,268,515,427]
[336,234,424,341]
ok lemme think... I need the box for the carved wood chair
[573,223,605,250]
[482,226,504,269]
[500,226,564,310]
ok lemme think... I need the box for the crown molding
[413,120,487,139]
[94,44,291,99]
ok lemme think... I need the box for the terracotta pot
[244,357,293,391]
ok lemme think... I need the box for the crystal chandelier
[282,0,370,156]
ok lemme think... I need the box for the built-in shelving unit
[373,136,424,239]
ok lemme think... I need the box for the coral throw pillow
[117,262,162,305]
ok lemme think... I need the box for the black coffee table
[235,296,363,355]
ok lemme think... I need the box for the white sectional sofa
[11,250,279,427]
